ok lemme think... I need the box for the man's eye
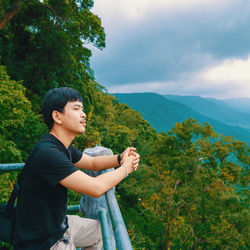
[73,106,84,111]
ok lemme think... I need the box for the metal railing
[0,161,133,250]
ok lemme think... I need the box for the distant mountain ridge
[114,93,250,145]
[164,95,250,129]
[221,98,250,114]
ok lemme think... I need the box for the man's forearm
[93,155,119,171]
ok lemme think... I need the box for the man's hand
[120,147,140,172]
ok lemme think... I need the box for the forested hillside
[0,1,249,249]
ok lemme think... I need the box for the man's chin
[79,128,86,134]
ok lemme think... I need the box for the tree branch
[173,179,181,194]
[0,0,69,30]
[190,225,198,241]
[0,0,27,29]
[139,207,151,215]
[30,0,68,21]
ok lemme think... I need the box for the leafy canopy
[122,118,249,249]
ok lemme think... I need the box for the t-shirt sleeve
[36,146,79,186]
[69,144,83,164]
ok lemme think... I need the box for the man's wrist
[122,164,129,178]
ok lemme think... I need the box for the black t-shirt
[14,134,82,250]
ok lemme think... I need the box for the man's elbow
[90,191,103,198]
[88,182,106,198]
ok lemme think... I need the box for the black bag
[0,183,19,243]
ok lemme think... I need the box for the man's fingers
[133,158,139,164]
[133,162,139,168]
[127,147,136,153]
[123,151,129,157]
[121,147,135,158]
[129,151,139,158]
[133,163,139,171]
[121,147,139,172]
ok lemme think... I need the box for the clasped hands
[120,147,140,174]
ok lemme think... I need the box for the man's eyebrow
[72,104,83,108]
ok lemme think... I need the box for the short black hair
[41,87,83,130]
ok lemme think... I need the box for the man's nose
[81,111,87,119]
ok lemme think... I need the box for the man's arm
[75,153,119,171]
[60,152,134,197]
[75,147,140,171]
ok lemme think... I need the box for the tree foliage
[0,65,46,162]
[121,119,249,249]
[0,0,105,112]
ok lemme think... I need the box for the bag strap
[4,182,19,215]
[5,140,53,213]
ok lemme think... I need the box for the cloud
[93,0,233,23]
[108,55,250,99]
[196,55,250,98]
[91,0,250,98]
[200,56,250,82]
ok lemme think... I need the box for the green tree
[0,0,105,112]
[122,118,249,249]
[0,65,46,162]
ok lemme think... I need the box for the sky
[90,0,250,99]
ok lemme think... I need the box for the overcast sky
[90,0,250,99]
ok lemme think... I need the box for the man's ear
[52,110,63,125]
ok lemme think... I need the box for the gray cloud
[91,0,250,97]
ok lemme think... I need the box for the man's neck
[49,128,75,149]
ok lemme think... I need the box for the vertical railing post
[105,188,133,250]
[99,208,113,250]
[80,146,133,249]
[80,146,116,249]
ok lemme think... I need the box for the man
[14,87,139,250]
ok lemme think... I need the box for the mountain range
[114,93,250,145]
[221,98,250,114]
[164,95,250,129]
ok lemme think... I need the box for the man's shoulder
[29,135,59,161]
[34,137,56,152]
[35,134,64,151]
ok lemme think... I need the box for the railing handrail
[0,163,25,173]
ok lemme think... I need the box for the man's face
[60,101,87,135]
